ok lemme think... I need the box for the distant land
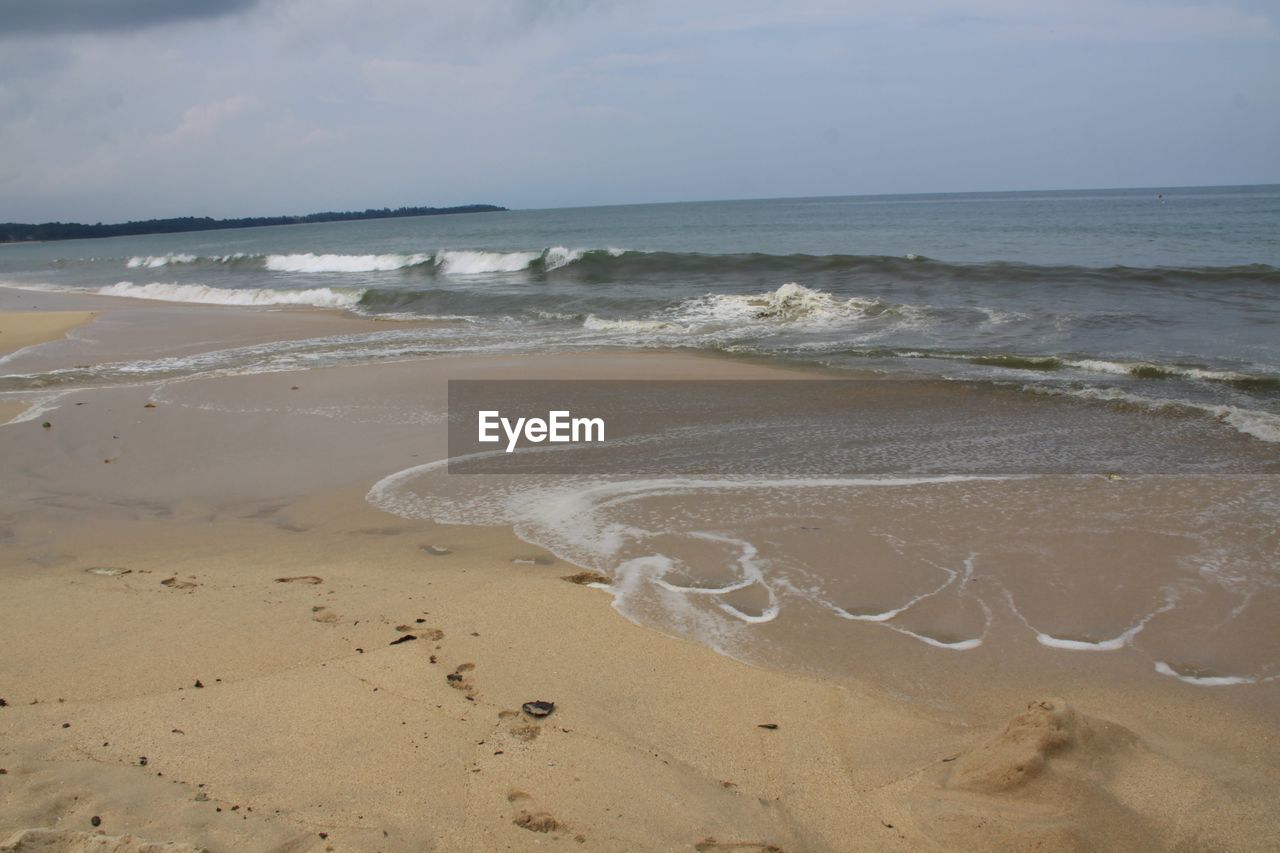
[0,204,507,244]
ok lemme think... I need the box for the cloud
[0,0,262,36]
[0,0,1276,221]
[158,94,258,149]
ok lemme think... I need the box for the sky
[1,0,1277,222]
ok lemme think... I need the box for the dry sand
[0,309,97,424]
[1,295,1277,851]
[0,311,95,355]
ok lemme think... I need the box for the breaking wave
[582,282,911,334]
[265,253,431,273]
[126,253,198,268]
[96,281,365,309]
[110,249,1280,286]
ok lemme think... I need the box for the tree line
[0,204,507,243]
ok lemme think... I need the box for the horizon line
[5,181,1278,230]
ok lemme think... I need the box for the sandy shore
[1,293,1277,851]
[0,310,96,356]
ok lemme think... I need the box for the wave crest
[264,253,430,273]
[126,254,197,268]
[96,281,365,309]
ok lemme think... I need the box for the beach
[1,293,1277,851]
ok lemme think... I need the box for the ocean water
[3,185,1278,441]
[4,186,1278,691]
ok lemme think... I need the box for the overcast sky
[1,0,1277,221]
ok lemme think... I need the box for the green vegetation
[0,204,507,243]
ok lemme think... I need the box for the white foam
[96,281,365,309]
[581,315,672,333]
[264,253,428,273]
[671,282,885,327]
[434,250,540,275]
[1066,359,1137,376]
[1035,631,1139,651]
[367,464,1005,658]
[1154,661,1255,686]
[543,246,585,270]
[1212,406,1280,443]
[1029,384,1280,443]
[126,253,197,268]
[578,283,910,341]
[832,554,987,650]
[0,391,72,425]
[889,630,983,651]
[1065,358,1260,383]
[1012,586,1180,652]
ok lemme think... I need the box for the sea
[3,185,1278,693]
[2,185,1278,441]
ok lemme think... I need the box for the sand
[1,292,1277,851]
[0,311,96,355]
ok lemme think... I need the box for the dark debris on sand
[561,571,611,585]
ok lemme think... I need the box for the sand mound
[949,697,1134,793]
[0,829,206,853]
[909,698,1156,851]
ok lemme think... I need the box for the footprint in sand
[311,606,341,624]
[508,791,565,834]
[446,663,477,695]
[160,577,197,591]
[275,575,323,585]
[497,710,541,741]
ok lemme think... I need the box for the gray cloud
[0,0,1276,222]
[0,0,261,36]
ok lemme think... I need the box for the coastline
[1,292,1277,850]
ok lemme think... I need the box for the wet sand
[1,292,1277,851]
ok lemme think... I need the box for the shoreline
[0,293,1277,849]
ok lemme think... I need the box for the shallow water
[370,379,1280,692]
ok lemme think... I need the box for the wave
[96,281,365,309]
[812,347,1280,394]
[117,247,629,276]
[432,250,541,275]
[1023,384,1280,443]
[265,253,430,273]
[112,248,1280,286]
[1062,358,1280,391]
[582,282,908,335]
[546,251,1280,286]
[126,253,198,268]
